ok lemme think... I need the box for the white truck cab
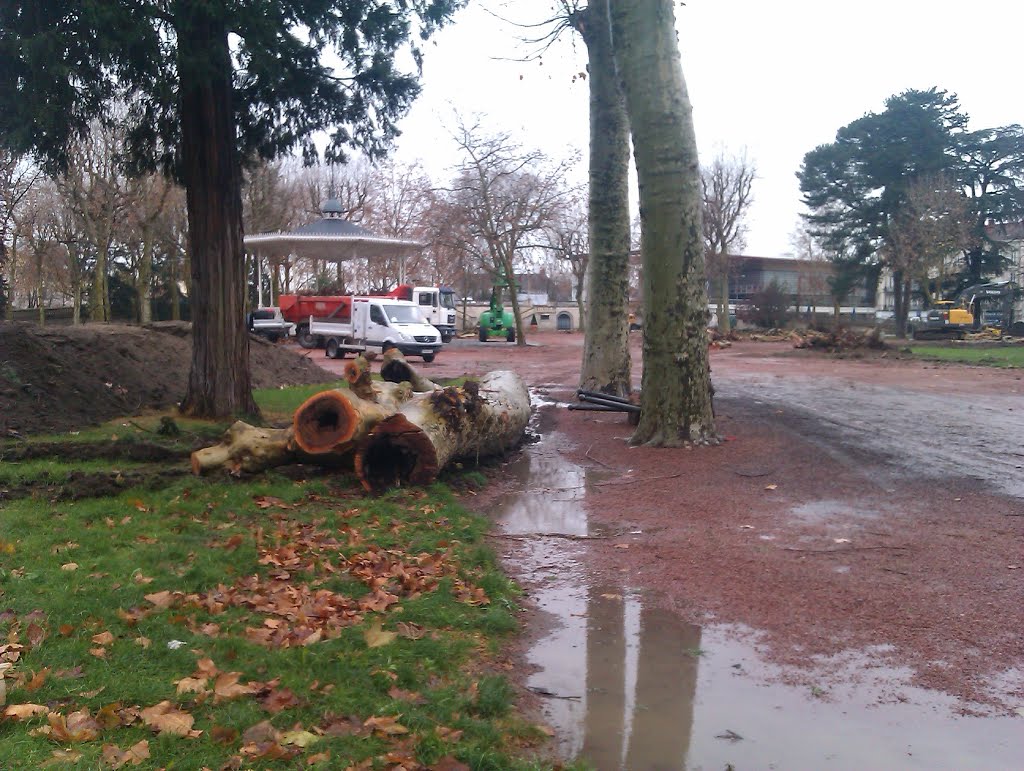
[407,286,458,342]
[309,297,442,362]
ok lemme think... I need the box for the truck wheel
[478,326,488,342]
[325,338,339,359]
[382,341,398,354]
[422,353,436,363]
[506,328,516,343]
[297,325,318,349]
[441,332,453,344]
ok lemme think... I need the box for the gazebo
[244,199,424,307]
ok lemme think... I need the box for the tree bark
[355,371,531,492]
[577,0,632,397]
[138,226,154,324]
[170,243,182,321]
[380,348,440,393]
[191,421,350,475]
[5,235,18,320]
[611,0,716,446]
[176,5,257,418]
[893,269,906,339]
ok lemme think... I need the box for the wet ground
[494,432,1023,770]
[316,333,1024,769]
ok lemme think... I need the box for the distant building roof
[244,198,423,261]
[986,222,1024,241]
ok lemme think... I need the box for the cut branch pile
[791,327,887,352]
[191,353,531,491]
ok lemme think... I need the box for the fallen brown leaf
[431,757,471,771]
[4,703,49,720]
[102,740,150,768]
[211,725,240,744]
[39,749,83,767]
[140,701,201,737]
[24,668,49,692]
[48,709,102,742]
[214,672,258,701]
[364,620,397,649]
[175,676,209,695]
[241,719,281,745]
[363,714,408,736]
[26,622,48,647]
[260,686,300,714]
[144,591,175,609]
[92,631,115,646]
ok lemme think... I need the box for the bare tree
[0,151,42,318]
[611,0,716,445]
[59,121,133,322]
[448,120,573,345]
[545,195,589,332]
[886,173,975,337]
[702,150,755,334]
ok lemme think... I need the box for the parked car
[247,307,294,342]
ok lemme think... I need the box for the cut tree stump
[291,382,412,455]
[355,371,531,492]
[190,421,350,475]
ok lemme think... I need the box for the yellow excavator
[908,282,1020,339]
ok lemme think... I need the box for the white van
[309,297,442,363]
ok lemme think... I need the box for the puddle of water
[789,499,884,524]
[493,435,1024,770]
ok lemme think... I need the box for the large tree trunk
[578,0,632,397]
[504,257,527,346]
[893,269,906,339]
[138,227,154,324]
[355,371,530,492]
[611,0,716,446]
[177,6,256,418]
[90,243,110,322]
[717,259,732,334]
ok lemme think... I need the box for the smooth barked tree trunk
[611,0,716,446]
[176,5,257,418]
[577,0,633,397]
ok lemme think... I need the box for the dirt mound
[0,322,333,435]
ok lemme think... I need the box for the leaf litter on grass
[0,468,545,769]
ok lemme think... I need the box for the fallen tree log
[354,371,531,492]
[380,348,440,392]
[291,382,412,455]
[190,421,350,475]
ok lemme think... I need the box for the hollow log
[291,382,412,455]
[355,371,531,492]
[380,349,440,392]
[190,421,350,475]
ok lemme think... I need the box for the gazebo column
[270,257,281,305]
[255,251,264,308]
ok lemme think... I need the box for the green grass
[254,380,348,421]
[0,383,562,770]
[910,344,1024,368]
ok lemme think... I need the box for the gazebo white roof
[244,199,424,261]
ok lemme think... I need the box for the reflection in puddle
[494,433,1024,770]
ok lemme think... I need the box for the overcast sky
[389,0,1023,257]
